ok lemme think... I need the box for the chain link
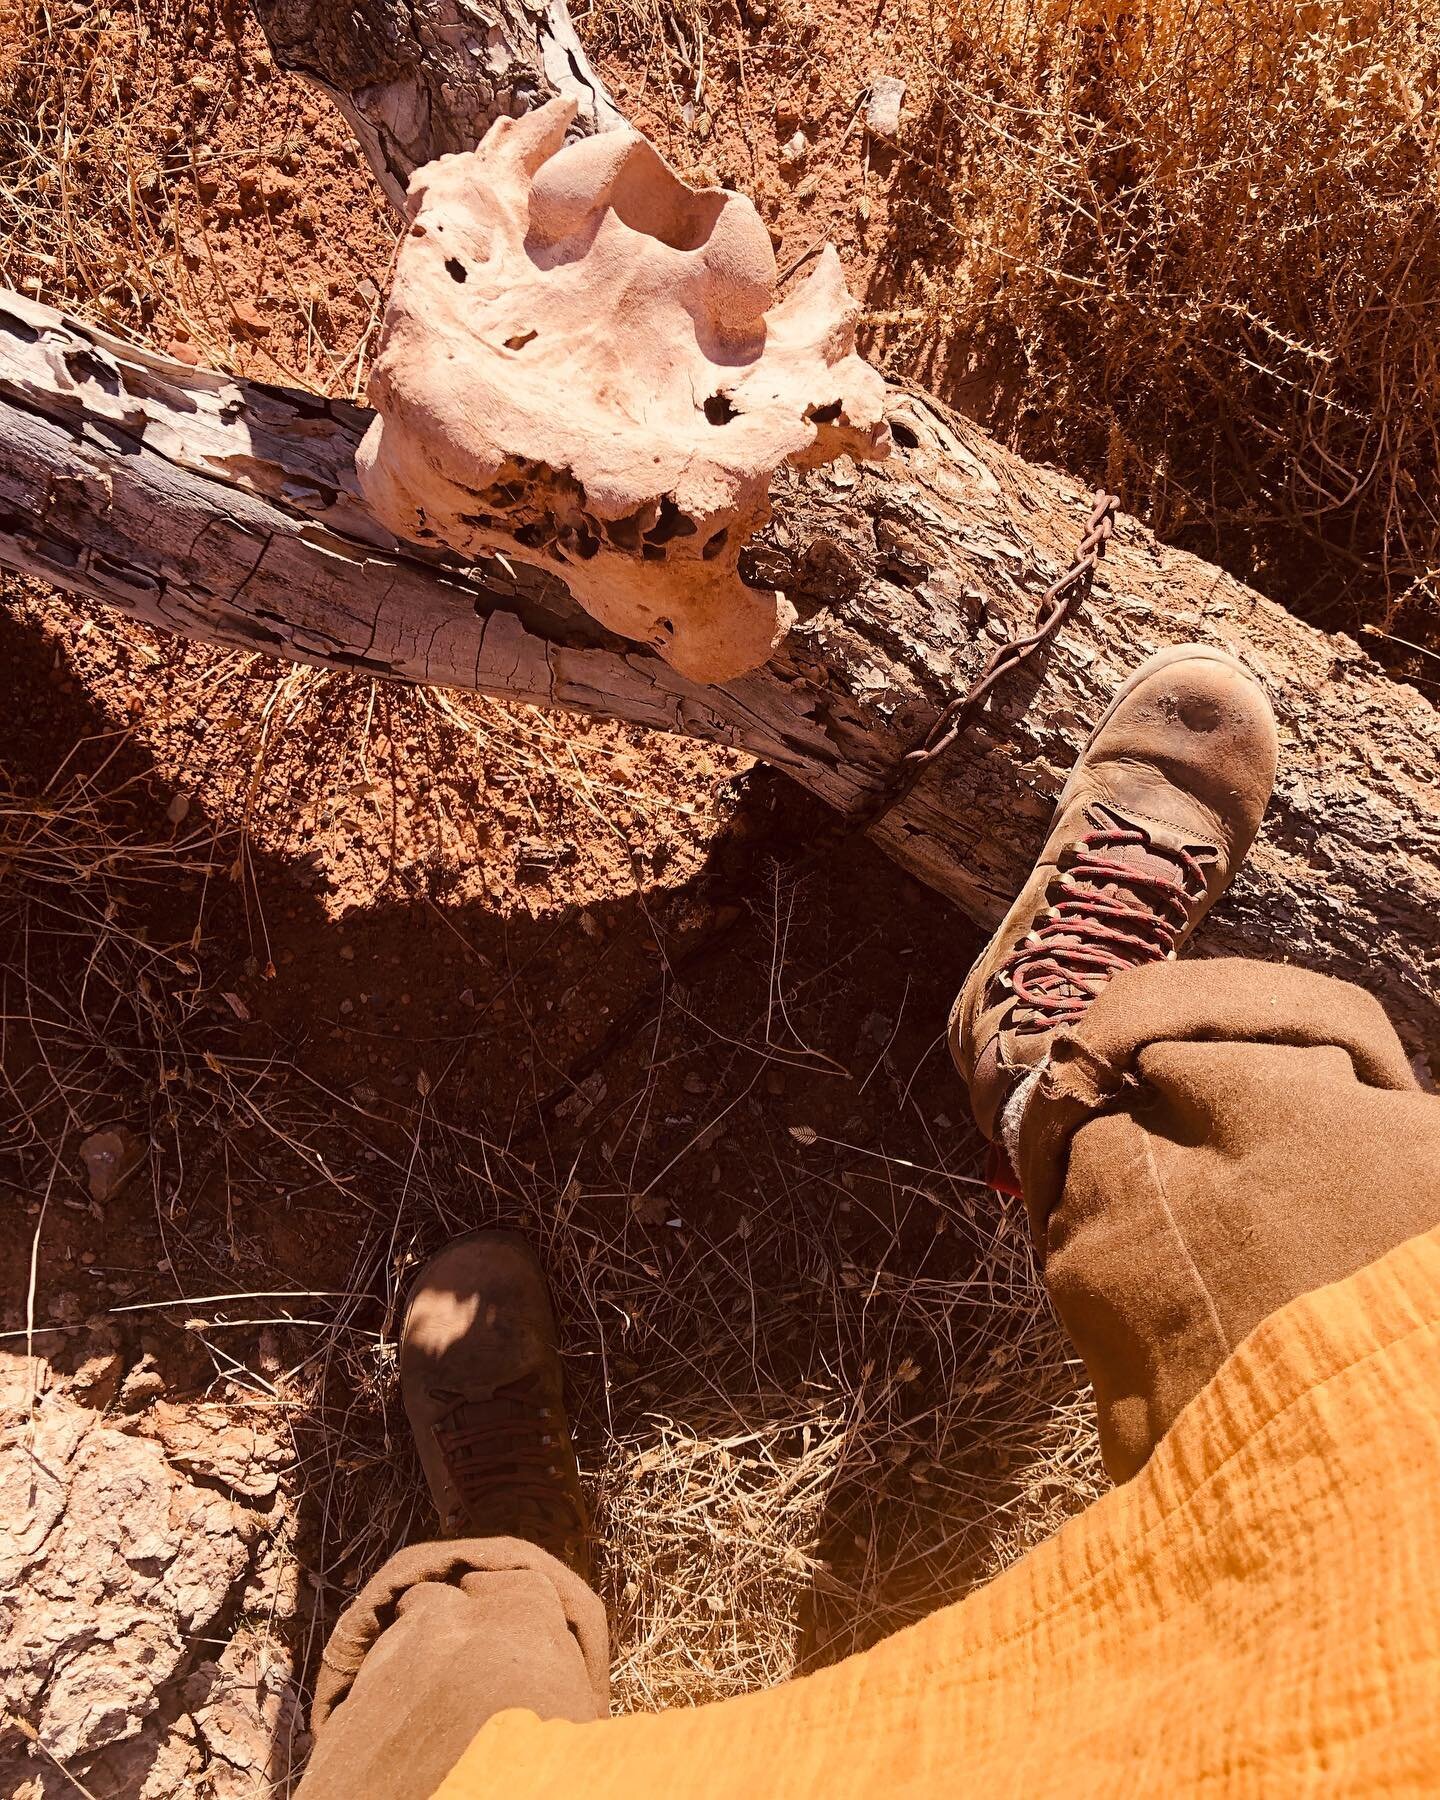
[850,488,1119,834]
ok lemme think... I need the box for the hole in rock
[604,510,648,552]
[445,257,467,283]
[653,618,675,639]
[891,420,920,450]
[703,393,737,426]
[806,400,842,425]
[515,519,555,550]
[504,329,538,351]
[645,498,698,545]
[701,528,729,561]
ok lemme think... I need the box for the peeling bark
[251,0,625,208]
[2,290,1436,1057]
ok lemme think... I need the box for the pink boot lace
[1001,824,1209,1031]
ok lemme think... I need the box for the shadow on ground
[0,597,1098,1790]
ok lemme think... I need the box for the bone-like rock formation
[357,96,890,682]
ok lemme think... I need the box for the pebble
[865,75,907,138]
[780,130,808,172]
[231,301,269,340]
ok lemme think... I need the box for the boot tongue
[1005,808,1210,1030]
[1070,831,1191,913]
[1077,802,1211,897]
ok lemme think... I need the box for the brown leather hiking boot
[401,1230,593,1579]
[950,644,1278,1140]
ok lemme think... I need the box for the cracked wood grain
[2,289,1436,1060]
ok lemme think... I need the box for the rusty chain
[531,490,1119,1129]
[849,488,1120,836]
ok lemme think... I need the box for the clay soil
[0,4,1101,1795]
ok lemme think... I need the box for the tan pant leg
[296,1537,608,1800]
[1017,958,1440,1482]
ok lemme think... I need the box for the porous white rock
[358,96,890,682]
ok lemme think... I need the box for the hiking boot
[950,643,1279,1139]
[401,1229,592,1579]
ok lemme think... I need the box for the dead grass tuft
[0,0,395,389]
[886,0,1440,645]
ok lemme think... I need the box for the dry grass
[885,0,1440,646]
[0,705,1101,1724]
[0,0,395,390]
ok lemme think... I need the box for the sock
[999,1062,1046,1173]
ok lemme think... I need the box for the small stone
[69,1349,124,1411]
[865,74,907,138]
[263,172,297,211]
[231,301,269,340]
[166,339,202,367]
[120,1355,166,1411]
[78,1127,143,1203]
[779,129,808,172]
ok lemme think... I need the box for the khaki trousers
[296,959,1440,1799]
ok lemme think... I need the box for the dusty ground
[0,4,1105,1793]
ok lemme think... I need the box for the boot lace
[1000,823,1209,1031]
[431,1382,585,1552]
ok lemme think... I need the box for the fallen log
[0,0,1435,1059]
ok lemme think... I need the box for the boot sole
[1056,641,1264,814]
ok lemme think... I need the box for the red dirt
[0,5,1100,1791]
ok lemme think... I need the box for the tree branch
[252,0,625,208]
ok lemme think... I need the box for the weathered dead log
[0,0,1436,1058]
[2,290,1436,1058]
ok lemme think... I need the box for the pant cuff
[312,1536,608,1732]
[1018,958,1418,1246]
